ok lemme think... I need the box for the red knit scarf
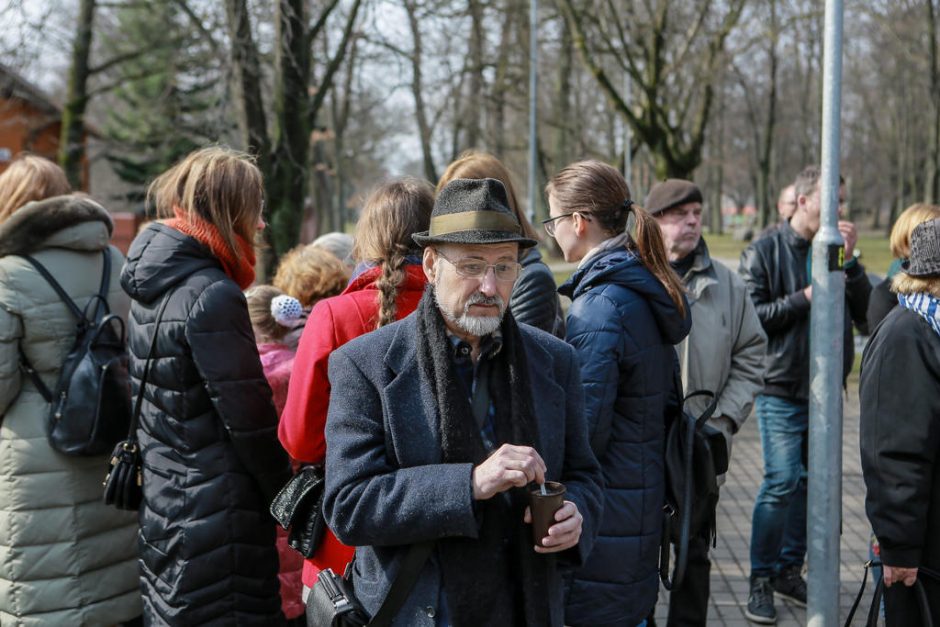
[165,208,256,289]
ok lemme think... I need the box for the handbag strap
[368,540,435,627]
[845,561,937,627]
[660,386,718,590]
[125,293,173,441]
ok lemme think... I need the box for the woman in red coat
[279,177,434,593]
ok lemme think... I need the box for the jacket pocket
[140,454,188,571]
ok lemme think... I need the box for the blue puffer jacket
[559,246,691,627]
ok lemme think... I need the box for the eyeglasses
[436,251,521,282]
[541,211,591,237]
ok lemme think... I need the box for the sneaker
[772,565,807,607]
[745,575,777,624]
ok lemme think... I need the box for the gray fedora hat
[904,217,940,277]
[412,178,538,249]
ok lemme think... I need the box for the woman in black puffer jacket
[121,147,291,625]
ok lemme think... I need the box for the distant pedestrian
[279,177,434,596]
[647,179,767,627]
[545,160,692,627]
[311,231,355,271]
[0,158,141,625]
[867,203,940,329]
[274,241,350,309]
[122,146,291,625]
[739,165,871,624]
[755,185,798,240]
[860,216,940,625]
[438,150,565,337]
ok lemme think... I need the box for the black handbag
[103,293,171,510]
[271,465,327,558]
[660,387,725,590]
[306,541,434,627]
[844,561,938,627]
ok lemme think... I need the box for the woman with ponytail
[545,160,691,627]
[279,177,433,595]
[121,146,291,624]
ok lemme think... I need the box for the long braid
[376,245,407,329]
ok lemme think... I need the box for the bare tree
[557,0,747,179]
[58,0,96,188]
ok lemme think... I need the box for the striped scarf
[898,292,940,337]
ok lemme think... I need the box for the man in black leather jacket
[738,166,871,624]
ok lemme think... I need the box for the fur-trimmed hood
[0,194,113,258]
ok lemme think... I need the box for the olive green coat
[0,196,140,626]
[676,241,767,442]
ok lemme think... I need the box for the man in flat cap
[738,166,870,624]
[647,179,767,626]
[322,177,603,626]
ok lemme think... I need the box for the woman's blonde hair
[889,203,940,259]
[148,146,263,259]
[437,150,538,240]
[245,284,291,342]
[546,160,687,317]
[352,178,434,329]
[892,272,940,298]
[273,243,349,308]
[0,154,71,222]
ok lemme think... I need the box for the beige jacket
[0,196,140,626]
[676,240,767,446]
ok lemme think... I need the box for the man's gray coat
[323,312,604,626]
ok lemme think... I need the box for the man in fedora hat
[322,177,603,626]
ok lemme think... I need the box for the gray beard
[433,283,505,337]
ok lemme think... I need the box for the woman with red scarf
[279,178,433,598]
[121,147,291,625]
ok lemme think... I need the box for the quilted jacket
[559,246,691,627]
[121,222,291,625]
[0,196,140,626]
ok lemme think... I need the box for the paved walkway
[652,383,874,625]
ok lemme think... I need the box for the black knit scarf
[415,286,553,627]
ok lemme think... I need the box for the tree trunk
[224,0,270,166]
[756,0,778,229]
[712,79,726,235]
[404,0,438,183]
[925,0,940,203]
[332,37,358,232]
[58,0,96,190]
[490,0,516,158]
[553,17,573,171]
[465,0,484,149]
[268,0,310,258]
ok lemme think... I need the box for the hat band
[429,211,520,237]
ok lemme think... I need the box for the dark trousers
[666,535,712,626]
